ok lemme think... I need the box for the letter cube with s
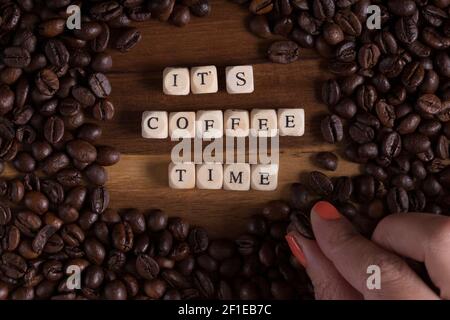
[226,66,254,94]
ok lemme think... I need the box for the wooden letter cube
[226,65,254,94]
[168,162,195,189]
[223,163,250,191]
[163,67,190,96]
[196,110,223,139]
[196,163,223,190]
[169,112,196,139]
[278,108,305,136]
[224,109,250,137]
[142,111,168,139]
[250,109,278,137]
[191,66,218,94]
[251,164,278,191]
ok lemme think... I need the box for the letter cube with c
[142,111,168,139]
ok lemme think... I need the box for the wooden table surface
[7,0,361,238]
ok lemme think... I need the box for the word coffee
[163,65,254,95]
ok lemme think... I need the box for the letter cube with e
[196,110,223,139]
[250,109,278,137]
[251,164,278,191]
[191,66,218,94]
[142,111,168,139]
[169,112,195,139]
[226,65,254,94]
[224,110,250,137]
[196,163,223,190]
[169,162,195,189]
[223,163,250,191]
[278,108,305,136]
[163,67,190,96]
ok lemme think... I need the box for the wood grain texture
[4,0,361,237]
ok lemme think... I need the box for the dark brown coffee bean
[208,240,235,261]
[308,171,333,196]
[395,17,418,44]
[321,114,343,143]
[289,183,310,209]
[88,73,111,99]
[112,222,134,252]
[388,0,417,16]
[321,79,341,106]
[0,85,15,115]
[403,133,431,154]
[3,47,31,68]
[38,19,66,38]
[188,227,209,254]
[335,10,361,36]
[249,0,273,15]
[387,187,409,213]
[114,28,142,52]
[44,116,64,144]
[375,100,396,128]
[90,186,109,214]
[314,152,338,171]
[44,39,69,68]
[92,99,115,121]
[416,94,442,115]
[267,41,300,64]
[249,15,271,38]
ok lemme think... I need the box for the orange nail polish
[285,233,307,267]
[312,201,341,220]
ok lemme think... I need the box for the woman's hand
[286,201,450,300]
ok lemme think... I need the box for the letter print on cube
[250,109,278,137]
[226,65,254,94]
[169,112,195,139]
[196,163,223,190]
[191,66,218,94]
[169,162,195,189]
[224,109,250,137]
[278,108,305,136]
[251,164,278,191]
[142,111,168,139]
[163,67,190,96]
[223,163,250,191]
[196,110,223,139]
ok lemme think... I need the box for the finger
[311,201,439,300]
[286,231,362,300]
[372,213,450,299]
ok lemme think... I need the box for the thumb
[285,230,362,300]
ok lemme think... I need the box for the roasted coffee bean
[321,79,341,106]
[114,28,142,52]
[136,254,160,280]
[84,237,106,265]
[416,94,442,115]
[321,114,343,143]
[387,187,409,213]
[92,99,115,121]
[397,113,421,135]
[3,47,31,68]
[289,212,313,240]
[249,15,271,38]
[335,9,361,36]
[314,152,338,171]
[208,240,235,261]
[308,171,333,196]
[403,133,431,154]
[44,39,69,68]
[168,218,189,241]
[188,227,209,254]
[147,209,168,232]
[249,0,273,15]
[24,192,49,215]
[375,100,396,128]
[289,183,310,209]
[90,186,109,214]
[112,222,134,252]
[267,41,300,64]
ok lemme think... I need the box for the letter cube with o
[142,111,168,139]
[168,162,195,189]
[226,65,254,94]
[223,163,250,191]
[251,164,278,191]
[169,112,196,139]
[190,66,218,94]
[163,67,190,96]
[278,108,305,136]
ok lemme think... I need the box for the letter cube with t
[223,163,250,191]
[168,162,195,189]
[251,109,278,137]
[224,110,250,137]
[169,112,195,139]
[278,108,305,136]
[196,110,223,139]
[191,66,218,94]
[163,67,190,96]
[251,164,278,191]
[196,163,223,190]
[226,65,254,94]
[142,111,168,139]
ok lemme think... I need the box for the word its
[141,108,305,139]
[169,162,279,191]
[163,65,254,95]
[66,5,81,30]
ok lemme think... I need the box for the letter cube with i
[169,162,195,189]
[142,111,168,139]
[190,66,218,94]
[278,108,305,136]
[163,68,190,96]
[223,163,250,191]
[196,110,223,139]
[251,164,278,191]
[169,112,196,139]
[226,65,254,94]
[196,163,223,190]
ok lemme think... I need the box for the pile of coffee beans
[238,0,450,235]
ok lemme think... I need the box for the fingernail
[312,201,341,220]
[285,232,307,267]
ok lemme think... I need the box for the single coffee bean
[267,41,300,64]
[308,171,333,196]
[314,152,338,171]
[387,187,409,213]
[321,114,343,143]
[114,28,142,52]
